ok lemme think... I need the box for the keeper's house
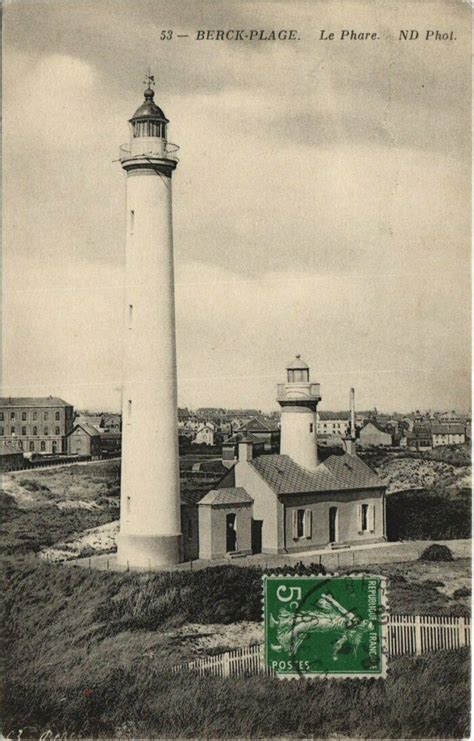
[196,358,386,559]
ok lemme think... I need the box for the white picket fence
[171,614,470,678]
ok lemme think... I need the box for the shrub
[386,490,470,541]
[419,544,454,562]
[453,587,471,599]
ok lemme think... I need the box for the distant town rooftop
[0,397,72,408]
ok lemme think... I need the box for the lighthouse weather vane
[144,68,155,88]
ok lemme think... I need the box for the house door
[329,507,338,543]
[251,520,263,554]
[226,513,237,552]
[52,441,58,454]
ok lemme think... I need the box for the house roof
[239,416,280,432]
[0,397,72,408]
[67,423,101,437]
[249,452,382,495]
[180,489,206,506]
[318,411,350,421]
[360,420,391,435]
[223,431,262,445]
[199,487,254,506]
[431,424,465,435]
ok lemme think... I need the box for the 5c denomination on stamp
[263,574,387,679]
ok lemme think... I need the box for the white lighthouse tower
[117,76,182,568]
[277,355,322,470]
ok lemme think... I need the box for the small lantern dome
[286,355,310,383]
[286,354,309,371]
[129,81,169,139]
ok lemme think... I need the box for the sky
[2,0,471,414]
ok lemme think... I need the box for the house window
[293,509,311,539]
[55,412,60,420]
[11,426,15,435]
[11,412,15,419]
[44,412,49,421]
[22,412,27,421]
[0,412,3,421]
[358,504,375,533]
[55,427,60,435]
[0,427,3,436]
[40,441,46,451]
[44,427,49,436]
[22,427,26,436]
[361,504,368,532]
[33,412,37,420]
[33,426,38,436]
[18,440,23,449]
[29,441,35,451]
[309,423,314,433]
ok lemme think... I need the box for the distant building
[221,431,265,468]
[192,422,216,446]
[316,411,351,437]
[0,397,74,455]
[102,414,121,433]
[431,424,466,447]
[234,416,280,452]
[99,432,122,457]
[358,421,392,448]
[0,439,25,472]
[66,423,101,457]
[405,429,432,451]
[438,410,461,423]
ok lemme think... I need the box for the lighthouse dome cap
[130,87,168,122]
[286,354,309,370]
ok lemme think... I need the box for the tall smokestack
[350,387,356,439]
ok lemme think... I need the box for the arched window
[40,441,46,452]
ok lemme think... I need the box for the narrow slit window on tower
[309,423,314,433]
[130,210,135,234]
[128,400,132,418]
[128,304,133,328]
[127,496,131,514]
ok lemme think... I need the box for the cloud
[2,0,471,412]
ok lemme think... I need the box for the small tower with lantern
[117,75,182,569]
[277,355,322,470]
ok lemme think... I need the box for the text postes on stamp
[263,575,387,678]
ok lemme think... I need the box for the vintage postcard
[2,0,471,738]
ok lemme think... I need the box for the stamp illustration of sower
[263,575,387,678]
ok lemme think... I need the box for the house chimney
[238,438,254,462]
[343,437,357,456]
[350,387,356,439]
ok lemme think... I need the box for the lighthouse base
[117,533,183,570]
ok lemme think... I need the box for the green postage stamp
[263,575,387,678]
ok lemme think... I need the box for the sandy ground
[41,520,119,561]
